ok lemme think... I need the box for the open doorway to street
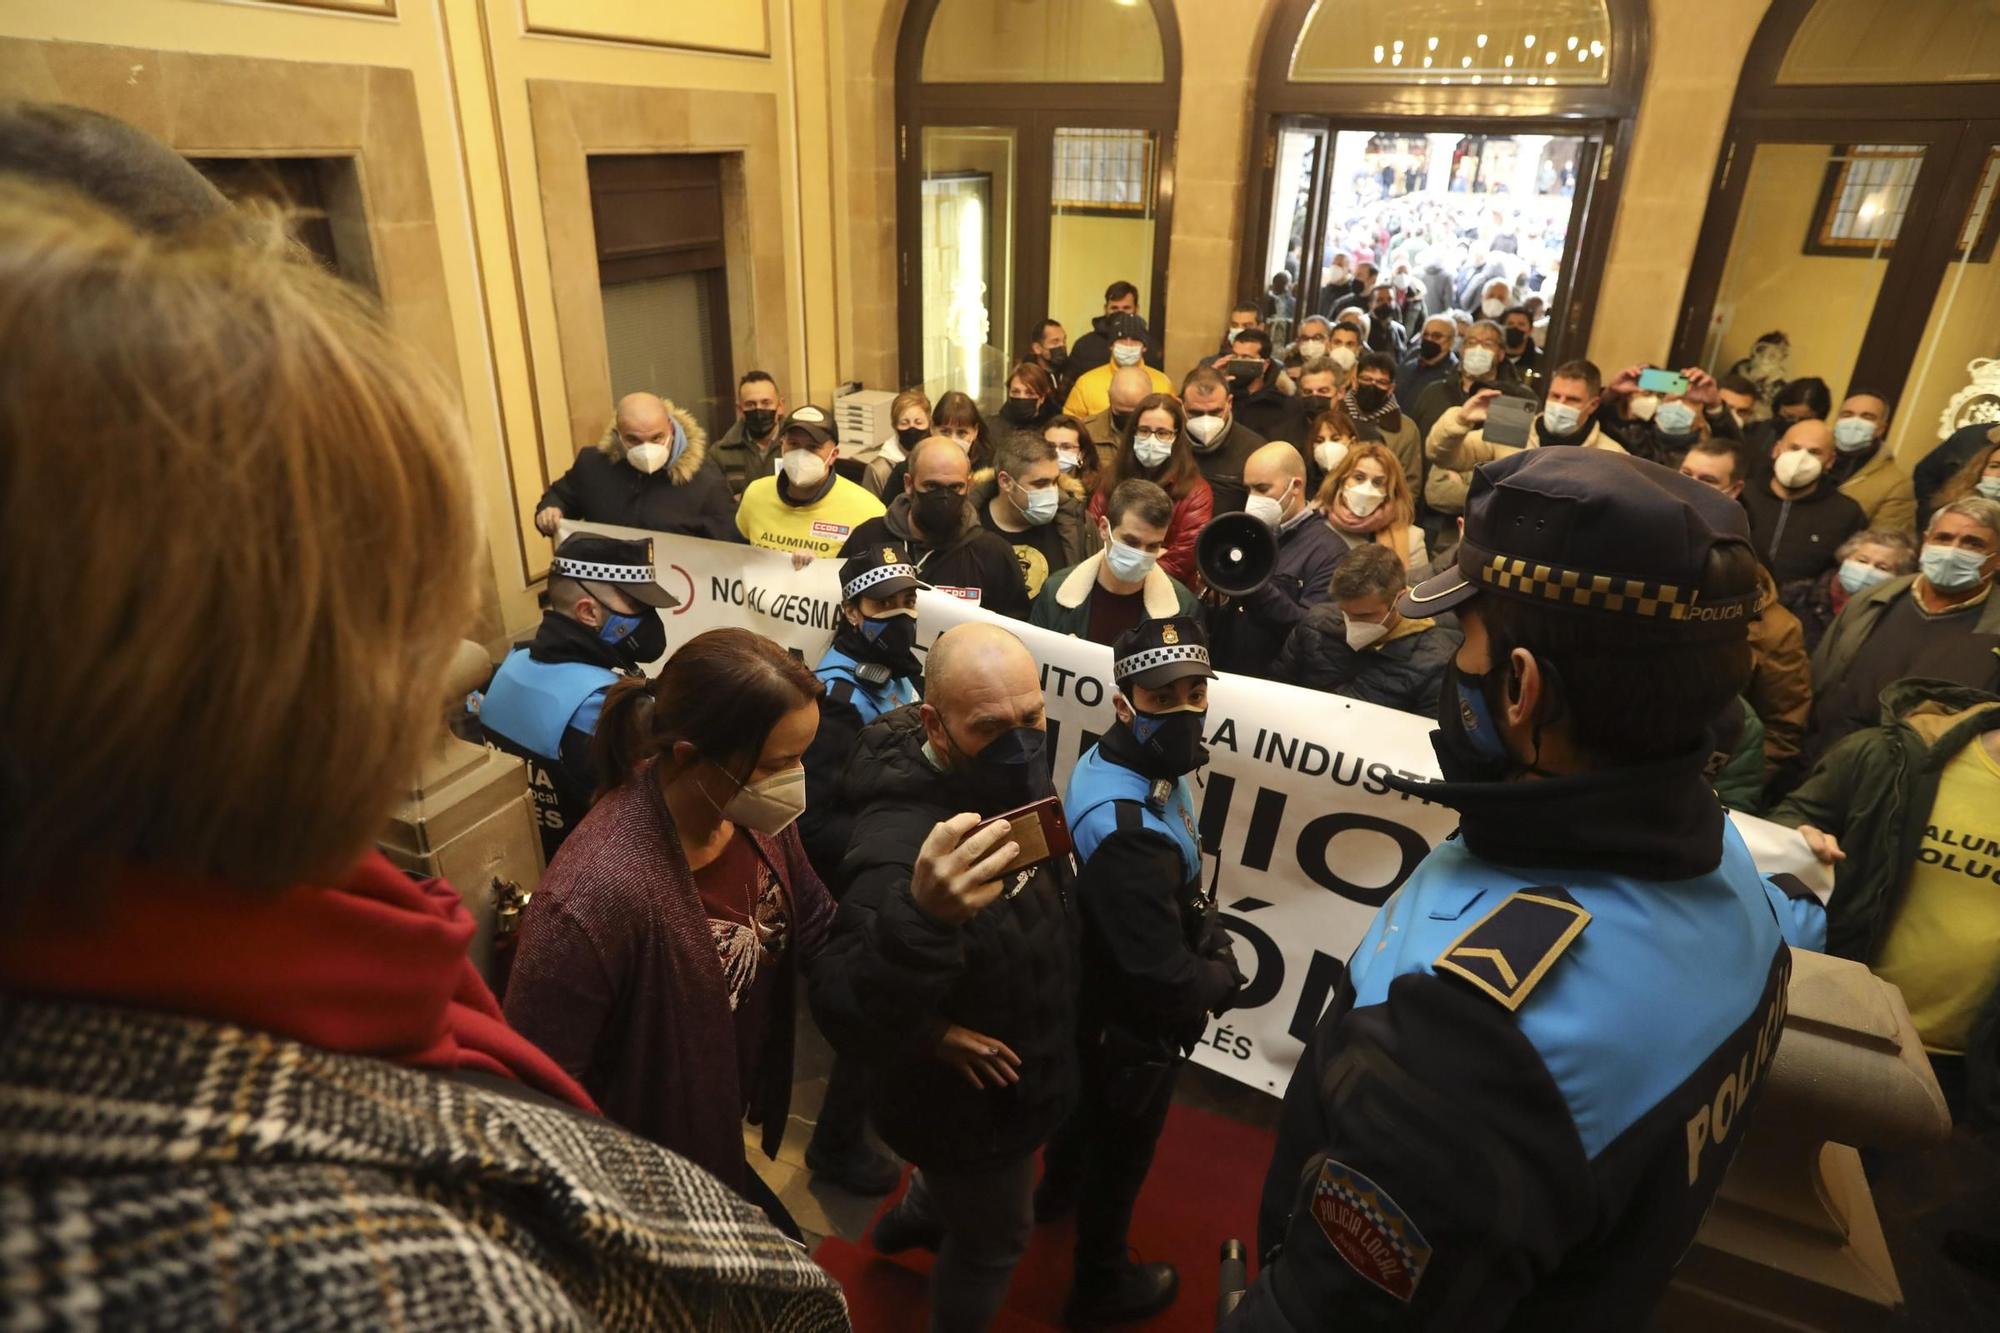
[1261,124,1592,353]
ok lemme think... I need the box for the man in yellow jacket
[735,405,886,555]
[1064,313,1171,419]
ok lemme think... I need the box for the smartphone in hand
[972,796,1074,886]
[1637,367,1690,397]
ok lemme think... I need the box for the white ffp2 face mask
[1342,481,1387,518]
[1314,439,1350,474]
[1245,493,1285,529]
[626,442,670,474]
[1481,297,1507,319]
[717,765,807,835]
[782,448,829,489]
[1329,345,1358,371]
[1344,617,1390,651]
[1461,346,1497,378]
[1296,338,1327,360]
[1186,414,1228,447]
[1773,449,1823,490]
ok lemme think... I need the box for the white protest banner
[571,523,1832,1095]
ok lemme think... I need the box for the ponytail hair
[592,628,822,796]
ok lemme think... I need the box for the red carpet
[813,1101,1275,1332]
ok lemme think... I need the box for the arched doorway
[1674,0,2000,461]
[895,0,1180,407]
[1245,0,1649,367]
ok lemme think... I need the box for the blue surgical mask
[1655,400,1698,435]
[1837,558,1891,596]
[1104,539,1158,583]
[1920,543,1993,592]
[1019,485,1061,525]
[1975,477,2000,500]
[1832,417,1878,453]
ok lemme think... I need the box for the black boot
[869,1201,943,1255]
[1064,1259,1179,1325]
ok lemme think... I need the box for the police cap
[552,533,679,608]
[839,543,923,604]
[1112,615,1215,690]
[1398,448,1758,637]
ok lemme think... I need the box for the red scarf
[0,852,598,1114]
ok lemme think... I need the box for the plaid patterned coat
[0,996,849,1330]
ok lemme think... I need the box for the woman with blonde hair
[854,385,931,498]
[1315,441,1430,572]
[0,178,841,1327]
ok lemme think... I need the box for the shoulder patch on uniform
[827,679,856,705]
[1112,800,1146,833]
[1767,872,1819,902]
[1308,1158,1433,1303]
[1433,886,1590,1011]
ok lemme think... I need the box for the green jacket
[1768,678,2000,1122]
[1711,696,1766,816]
[1810,574,2000,708]
[1028,552,1199,639]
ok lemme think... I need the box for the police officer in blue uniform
[799,542,926,1198]
[1041,615,1246,1324]
[1226,448,1826,1331]
[476,534,675,864]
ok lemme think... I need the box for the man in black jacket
[1220,329,1307,447]
[533,393,741,542]
[809,623,1079,1333]
[1208,442,1343,679]
[1272,543,1461,715]
[1042,616,1244,1323]
[1181,364,1268,514]
[844,437,1030,619]
[1741,419,1866,588]
[1064,279,1162,388]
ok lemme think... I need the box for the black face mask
[896,424,928,449]
[1420,338,1448,362]
[1127,708,1209,778]
[1503,327,1528,351]
[1303,391,1335,412]
[1001,396,1040,427]
[1043,347,1068,372]
[913,488,965,542]
[850,610,920,674]
[1110,409,1134,434]
[1354,384,1390,414]
[601,610,666,671]
[1372,302,1395,320]
[743,408,779,439]
[944,725,1052,813]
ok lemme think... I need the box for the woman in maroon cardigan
[504,628,833,1231]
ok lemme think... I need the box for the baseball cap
[781,405,836,447]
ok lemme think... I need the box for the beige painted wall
[0,0,848,641]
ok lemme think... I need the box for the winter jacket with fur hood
[538,399,742,542]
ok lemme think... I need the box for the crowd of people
[3,100,1998,1332]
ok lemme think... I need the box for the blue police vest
[815,646,920,725]
[477,649,618,761]
[1065,744,1201,885]
[1346,819,1805,1162]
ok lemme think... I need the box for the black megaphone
[1195,511,1278,597]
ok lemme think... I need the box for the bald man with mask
[536,391,741,542]
[1206,442,1343,677]
[1740,419,1867,587]
[1085,366,1156,471]
[810,624,1081,1333]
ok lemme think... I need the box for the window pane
[1262,129,1320,346]
[601,273,723,436]
[1702,143,1916,400]
[1889,145,2000,464]
[922,127,1015,407]
[1291,0,1611,86]
[1048,128,1156,351]
[921,0,1163,83]
[1778,0,2000,85]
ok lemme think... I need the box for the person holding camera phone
[808,623,1080,1333]
[1424,360,1626,514]
[1038,615,1246,1325]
